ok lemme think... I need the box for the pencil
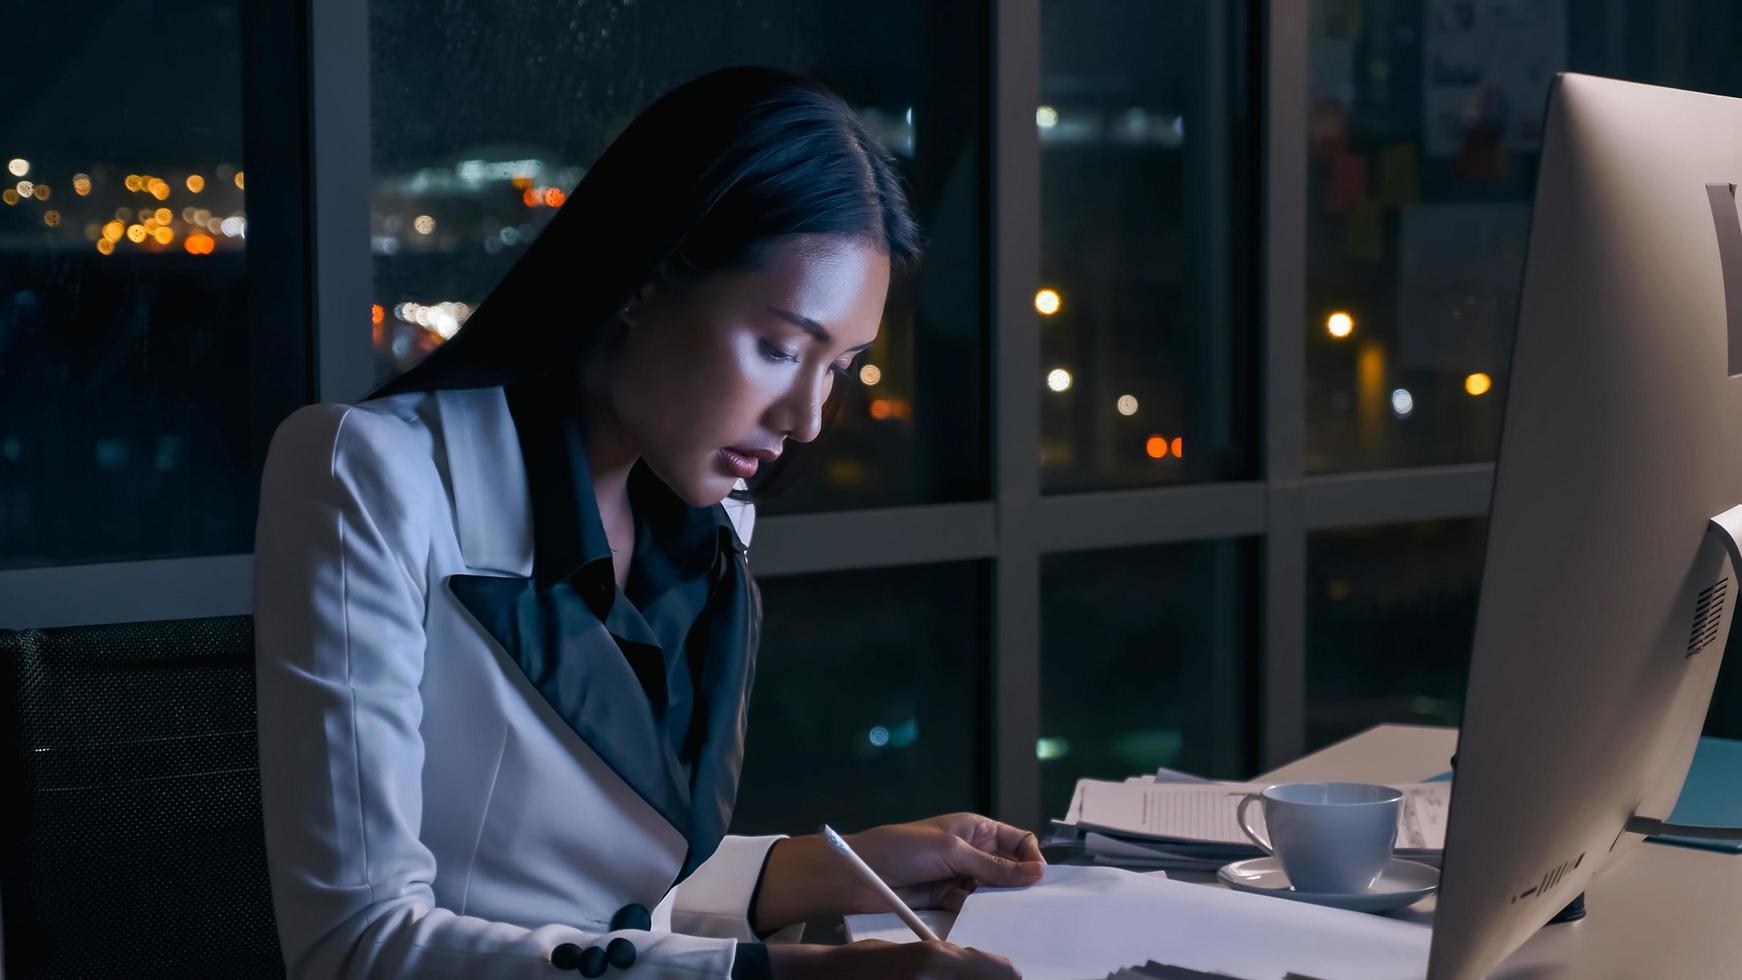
[818,824,942,942]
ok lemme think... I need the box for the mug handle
[1236,792,1274,855]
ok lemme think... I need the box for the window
[1305,520,1485,751]
[14,0,1740,842]
[1304,0,1742,473]
[1039,540,1256,829]
[1300,0,1742,749]
[731,562,989,835]
[1038,0,1258,493]
[0,0,306,570]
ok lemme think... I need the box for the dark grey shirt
[500,373,772,979]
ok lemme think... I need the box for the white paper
[1395,782,1451,851]
[842,909,958,945]
[946,864,1432,980]
[1064,779,1088,824]
[1152,765,1219,785]
[842,868,1170,944]
[1071,779,1450,853]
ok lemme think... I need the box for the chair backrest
[0,615,284,979]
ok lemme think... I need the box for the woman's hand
[752,813,1045,932]
[841,813,1046,913]
[767,940,1020,979]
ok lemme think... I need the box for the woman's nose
[774,372,829,444]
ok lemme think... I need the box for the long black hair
[368,66,923,435]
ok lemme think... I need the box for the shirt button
[578,945,608,978]
[606,937,637,968]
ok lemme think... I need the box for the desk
[833,723,1739,976]
[1260,724,1742,979]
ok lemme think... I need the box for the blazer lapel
[432,387,534,577]
[673,538,759,879]
[432,384,760,882]
[447,573,693,836]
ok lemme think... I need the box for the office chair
[0,615,284,978]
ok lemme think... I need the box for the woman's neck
[576,368,640,584]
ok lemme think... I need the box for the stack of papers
[1049,767,1450,871]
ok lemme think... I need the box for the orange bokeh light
[371,303,386,326]
[1146,435,1170,459]
[522,188,541,207]
[543,187,566,207]
[869,399,893,420]
[1171,436,1183,458]
[183,233,216,254]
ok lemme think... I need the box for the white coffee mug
[1235,781,1402,894]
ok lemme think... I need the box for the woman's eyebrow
[767,306,874,353]
[767,306,833,343]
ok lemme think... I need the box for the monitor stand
[1619,504,1742,845]
[1450,507,1742,927]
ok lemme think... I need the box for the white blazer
[252,385,780,979]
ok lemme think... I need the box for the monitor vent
[1511,852,1584,905]
[1688,578,1727,657]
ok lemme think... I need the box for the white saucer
[1217,856,1439,913]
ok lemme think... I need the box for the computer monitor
[1430,72,1742,980]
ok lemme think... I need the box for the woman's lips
[718,448,760,479]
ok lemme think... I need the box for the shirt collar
[504,372,731,595]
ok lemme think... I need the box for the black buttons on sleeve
[551,943,584,970]
[550,927,640,974]
[605,937,638,968]
[610,903,651,932]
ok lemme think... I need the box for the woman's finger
[947,836,1045,886]
[989,820,1045,864]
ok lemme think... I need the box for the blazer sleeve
[253,403,746,979]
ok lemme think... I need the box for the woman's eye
[759,339,800,364]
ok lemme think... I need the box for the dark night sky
[4,0,1206,177]
[2,0,246,170]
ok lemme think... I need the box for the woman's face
[606,234,891,507]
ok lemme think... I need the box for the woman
[253,67,1042,979]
